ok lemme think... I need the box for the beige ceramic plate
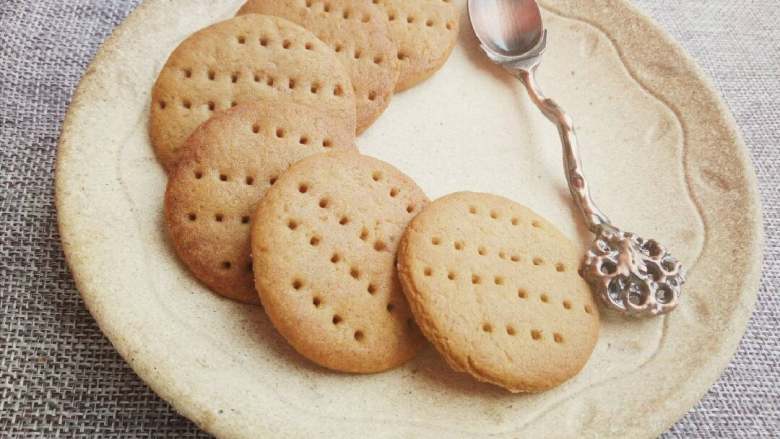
[56,0,762,437]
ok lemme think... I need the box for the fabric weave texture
[0,0,777,437]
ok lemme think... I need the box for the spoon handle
[517,67,611,234]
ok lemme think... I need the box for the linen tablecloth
[1,0,777,436]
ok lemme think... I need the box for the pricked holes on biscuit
[350,267,360,279]
[182,99,192,109]
[584,304,594,314]
[406,16,415,24]
[332,314,343,325]
[431,237,441,245]
[367,284,377,295]
[359,228,369,241]
[187,213,197,222]
[330,253,341,264]
[490,210,499,219]
[471,274,481,285]
[208,70,216,80]
[397,51,408,61]
[468,206,477,214]
[371,171,382,182]
[423,267,432,277]
[305,42,314,51]
[510,254,521,263]
[532,220,542,228]
[506,325,516,336]
[298,183,309,193]
[368,91,377,101]
[318,198,330,208]
[269,176,278,185]
[245,176,255,185]
[310,236,321,246]
[511,217,520,226]
[339,216,350,226]
[237,35,246,44]
[406,204,415,214]
[518,288,528,299]
[241,216,250,224]
[313,296,323,308]
[531,329,542,340]
[482,323,493,333]
[373,241,386,252]
[354,330,365,341]
[540,293,549,303]
[477,246,487,256]
[287,219,299,230]
[446,21,455,30]
[454,241,464,251]
[219,173,228,182]
[282,40,292,49]
[259,36,269,47]
[373,55,384,65]
[215,213,224,222]
[553,333,564,344]
[292,279,304,290]
[322,139,333,148]
[389,187,399,198]
[231,72,239,83]
[494,276,504,285]
[563,299,572,310]
[194,170,203,179]
[556,262,566,272]
[221,261,232,270]
[447,271,456,280]
[276,127,286,138]
[386,303,395,313]
[333,84,344,96]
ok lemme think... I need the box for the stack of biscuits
[154,0,600,393]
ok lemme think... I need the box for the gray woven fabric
[0,0,777,437]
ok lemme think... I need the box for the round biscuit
[150,14,356,170]
[374,0,460,91]
[398,192,600,392]
[238,0,398,133]
[165,100,355,304]
[252,151,428,372]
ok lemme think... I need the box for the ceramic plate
[56,0,762,437]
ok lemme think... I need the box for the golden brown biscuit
[238,0,398,133]
[252,151,428,372]
[398,192,600,392]
[373,0,460,91]
[150,14,356,170]
[165,100,355,304]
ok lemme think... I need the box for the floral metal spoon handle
[520,63,684,316]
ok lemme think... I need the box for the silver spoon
[468,0,685,316]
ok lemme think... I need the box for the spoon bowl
[468,0,544,57]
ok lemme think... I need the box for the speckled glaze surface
[55,0,762,437]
